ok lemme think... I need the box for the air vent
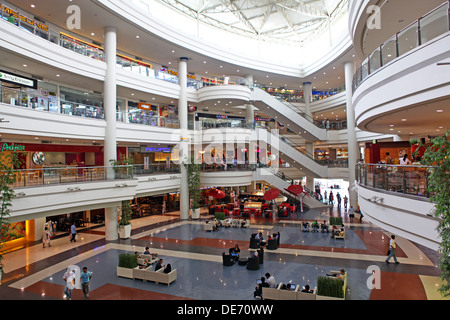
[92,41,102,47]
[93,143,101,146]
[41,141,52,144]
[134,57,143,61]
[93,91,102,95]
[32,75,44,80]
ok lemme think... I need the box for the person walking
[64,269,76,300]
[42,226,51,248]
[70,222,77,243]
[385,235,399,264]
[343,195,348,210]
[80,267,92,300]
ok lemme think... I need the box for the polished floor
[0,204,447,301]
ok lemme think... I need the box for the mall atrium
[0,0,449,303]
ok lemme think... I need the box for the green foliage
[186,157,201,210]
[110,154,134,179]
[329,217,343,226]
[411,131,450,297]
[214,212,225,221]
[317,276,344,298]
[118,252,138,269]
[0,153,19,266]
[119,201,132,226]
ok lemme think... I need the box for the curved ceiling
[158,0,347,44]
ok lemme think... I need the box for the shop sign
[140,147,171,153]
[1,4,49,32]
[138,103,152,110]
[1,143,25,152]
[0,70,37,89]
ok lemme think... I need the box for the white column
[303,82,312,118]
[345,61,359,208]
[305,141,315,191]
[104,27,117,178]
[105,206,118,241]
[179,57,190,220]
[104,27,118,241]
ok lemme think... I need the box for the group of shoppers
[253,272,314,298]
[63,266,92,300]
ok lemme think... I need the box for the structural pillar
[104,26,118,241]
[344,61,359,209]
[303,82,313,118]
[179,57,190,220]
[305,141,315,192]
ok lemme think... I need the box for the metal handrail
[353,1,450,91]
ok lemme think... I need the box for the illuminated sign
[138,103,152,110]
[1,143,25,152]
[140,147,171,153]
[0,70,37,89]
[1,4,49,32]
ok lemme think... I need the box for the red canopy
[286,184,304,196]
[263,188,280,201]
[209,188,225,199]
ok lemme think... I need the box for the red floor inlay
[25,281,191,300]
[369,272,427,300]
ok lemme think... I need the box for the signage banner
[0,70,37,89]
[140,146,171,153]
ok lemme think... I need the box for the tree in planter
[0,153,20,277]
[186,158,201,219]
[411,131,450,297]
[119,201,132,226]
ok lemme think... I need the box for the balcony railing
[8,164,181,189]
[356,163,436,198]
[353,1,450,92]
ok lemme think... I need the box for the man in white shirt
[265,273,277,288]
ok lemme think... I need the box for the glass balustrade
[356,163,434,198]
[8,164,182,189]
[353,1,450,91]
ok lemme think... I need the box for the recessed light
[23,64,27,67]
[91,33,95,36]
[401,119,407,121]
[136,35,140,38]
[436,110,444,113]
[31,4,35,8]
[389,124,394,127]
[56,74,60,77]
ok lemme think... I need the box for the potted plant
[329,217,343,226]
[186,159,201,220]
[118,201,132,239]
[316,276,345,300]
[116,252,138,278]
[110,154,134,179]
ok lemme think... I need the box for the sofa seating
[222,252,234,266]
[249,236,259,249]
[204,223,213,231]
[132,266,177,285]
[266,239,278,250]
[262,283,317,300]
[262,283,282,300]
[246,256,260,270]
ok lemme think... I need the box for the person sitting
[163,263,172,274]
[143,247,151,255]
[135,252,150,269]
[321,220,329,233]
[154,258,165,271]
[254,277,270,299]
[241,219,248,228]
[301,284,314,293]
[311,220,319,232]
[230,244,240,262]
[302,220,310,232]
[256,232,266,247]
[225,218,233,228]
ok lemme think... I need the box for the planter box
[191,208,200,220]
[118,224,132,239]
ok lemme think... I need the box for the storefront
[0,142,127,170]
[364,141,412,164]
[0,69,59,111]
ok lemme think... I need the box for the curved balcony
[353,2,450,91]
[197,84,251,104]
[355,163,440,251]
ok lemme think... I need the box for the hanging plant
[411,131,450,297]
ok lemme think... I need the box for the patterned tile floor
[0,207,448,301]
